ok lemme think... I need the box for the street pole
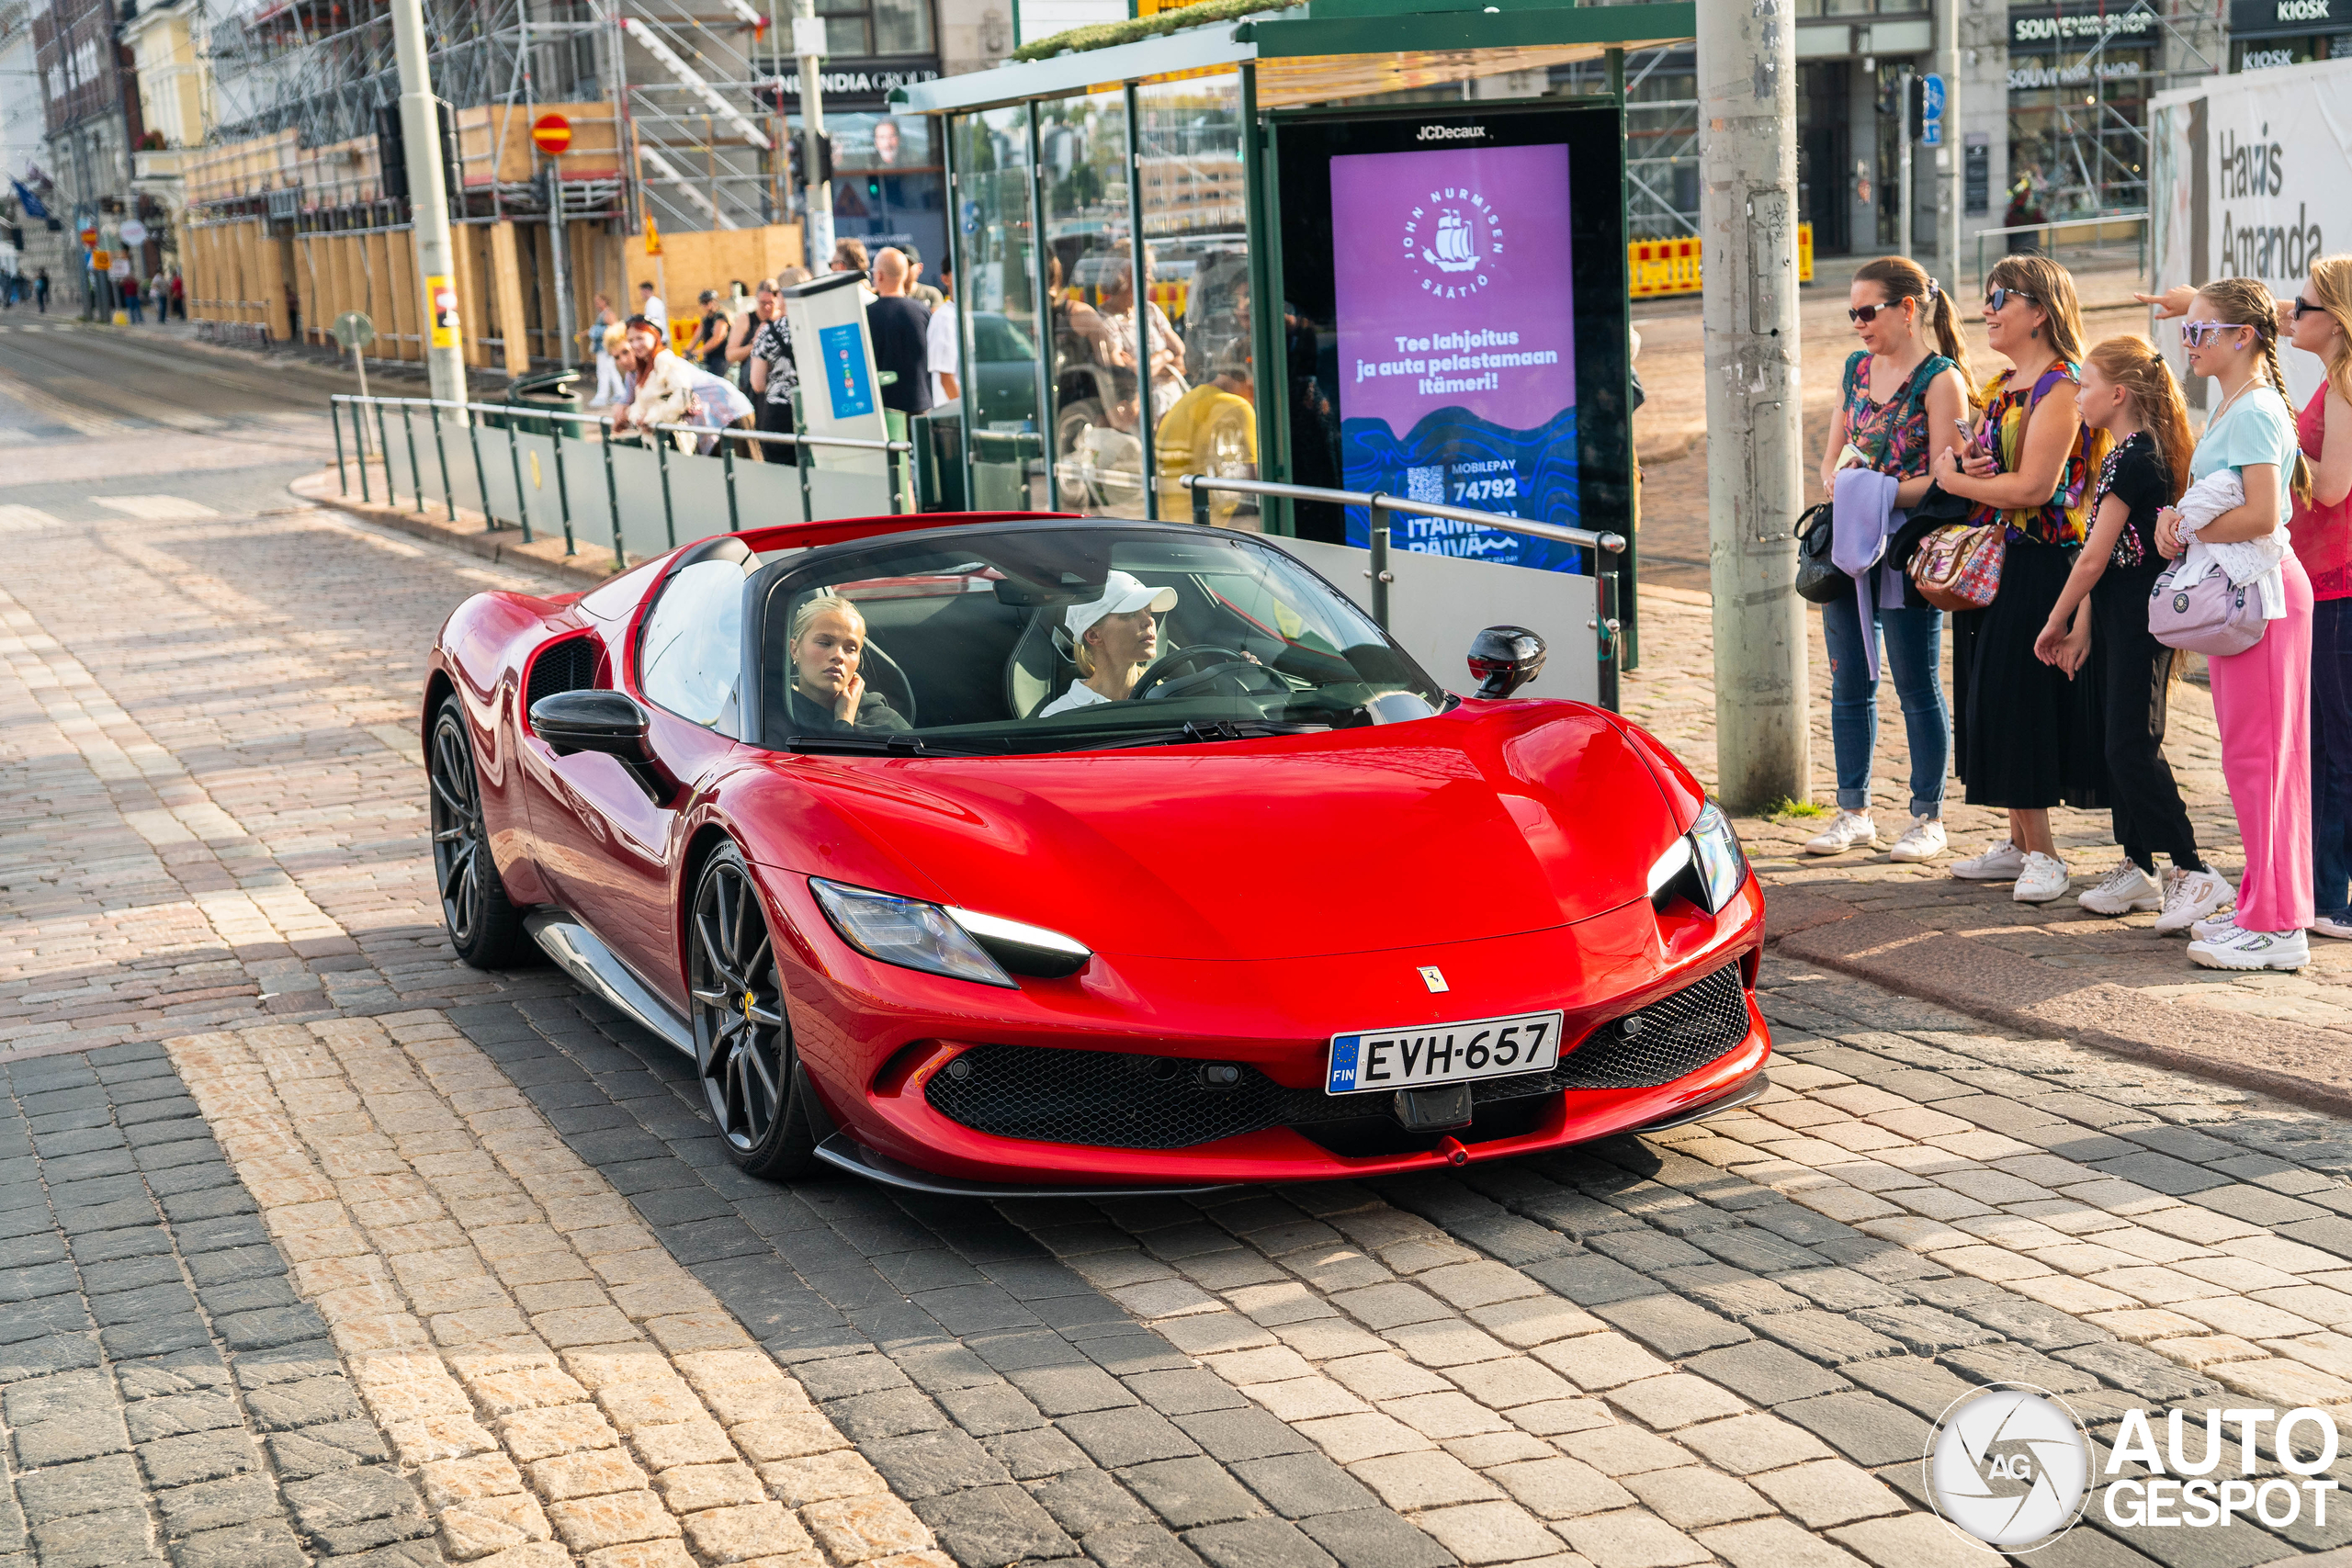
[1897,67,1914,260]
[390,0,468,411]
[792,6,833,267]
[1933,0,1961,276]
[1698,0,1810,811]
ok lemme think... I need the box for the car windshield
[758,525,1449,755]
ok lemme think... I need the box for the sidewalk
[1621,582,2352,1116]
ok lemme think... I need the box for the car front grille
[922,963,1753,1151]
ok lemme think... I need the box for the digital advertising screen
[1274,106,1629,573]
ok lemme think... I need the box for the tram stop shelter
[899,0,1696,678]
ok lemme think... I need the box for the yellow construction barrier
[1629,223,1814,298]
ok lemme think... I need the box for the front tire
[429,694,531,969]
[688,843,818,1179]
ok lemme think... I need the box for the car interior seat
[1004,609,1077,719]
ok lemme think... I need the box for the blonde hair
[2197,276,2315,506]
[2307,254,2352,415]
[1852,255,1975,405]
[602,322,628,354]
[1987,254,2087,366]
[789,592,865,649]
[2086,336,2194,504]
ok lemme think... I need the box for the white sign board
[2151,57,2352,411]
[784,269,888,476]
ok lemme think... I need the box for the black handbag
[1793,502,1846,604]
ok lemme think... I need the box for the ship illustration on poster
[1340,403,1582,573]
[1425,211,1479,273]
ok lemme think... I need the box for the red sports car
[424,512,1769,1195]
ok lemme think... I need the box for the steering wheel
[1129,645,1283,704]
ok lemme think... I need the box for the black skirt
[1951,532,2109,810]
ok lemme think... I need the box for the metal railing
[327,393,917,571]
[1181,474,1629,708]
[1972,210,2150,285]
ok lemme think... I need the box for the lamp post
[1698,0,1810,811]
[390,0,468,410]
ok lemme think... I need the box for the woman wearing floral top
[1931,255,2111,905]
[1804,256,1973,865]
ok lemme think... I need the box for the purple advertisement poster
[1330,141,1579,569]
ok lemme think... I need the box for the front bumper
[777,874,1770,1190]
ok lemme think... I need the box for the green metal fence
[328,395,917,570]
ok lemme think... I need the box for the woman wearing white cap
[1040,572,1181,716]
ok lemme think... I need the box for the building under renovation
[175,0,970,370]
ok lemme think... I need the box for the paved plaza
[5,319,2352,1568]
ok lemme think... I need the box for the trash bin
[911,402,965,512]
[484,366,582,437]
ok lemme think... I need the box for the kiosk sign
[1330,139,1580,570]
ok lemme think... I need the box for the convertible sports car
[424,510,1770,1194]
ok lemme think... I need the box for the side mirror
[531,689,672,800]
[1467,626,1547,699]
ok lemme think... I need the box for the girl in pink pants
[2159,277,2317,970]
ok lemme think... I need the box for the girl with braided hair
[2153,276,2314,968]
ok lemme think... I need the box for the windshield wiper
[1081,720,1334,750]
[785,734,989,757]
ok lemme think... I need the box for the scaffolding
[183,0,799,370]
[2006,0,2221,221]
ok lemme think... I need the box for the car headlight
[1645,803,1749,915]
[808,879,1092,987]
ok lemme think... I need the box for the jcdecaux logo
[1924,1385,2343,1551]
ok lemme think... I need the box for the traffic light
[378,100,458,205]
[786,130,835,189]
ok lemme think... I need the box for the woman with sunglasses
[1929,255,2109,905]
[1804,256,1974,863]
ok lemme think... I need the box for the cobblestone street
[8,321,2352,1568]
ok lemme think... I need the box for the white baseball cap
[1064,570,1178,646]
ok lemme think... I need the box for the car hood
[755,705,1683,963]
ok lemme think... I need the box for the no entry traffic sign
[532,114,573,157]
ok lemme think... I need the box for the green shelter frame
[897,0,1696,670]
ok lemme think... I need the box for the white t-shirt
[1038,682,1109,717]
[927,299,959,405]
[639,293,668,331]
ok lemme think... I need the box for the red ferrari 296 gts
[423,511,1770,1195]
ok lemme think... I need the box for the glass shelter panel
[1040,90,1143,517]
[1137,73,1260,528]
[954,106,1048,510]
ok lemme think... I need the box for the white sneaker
[1804,810,1878,855]
[2077,862,2164,916]
[1886,816,1948,863]
[2154,868,2235,934]
[1951,840,2026,881]
[2013,852,2072,904]
[2188,922,2310,971]
[2314,915,2352,940]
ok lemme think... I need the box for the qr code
[1404,465,1445,503]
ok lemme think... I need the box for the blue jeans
[1820,592,1948,818]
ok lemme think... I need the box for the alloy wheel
[689,853,788,1152]
[429,708,489,948]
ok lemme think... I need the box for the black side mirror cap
[530,689,673,801]
[1467,626,1547,699]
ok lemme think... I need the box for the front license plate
[1326,1010,1564,1095]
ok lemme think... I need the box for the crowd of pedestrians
[584,241,951,463]
[1807,251,2352,975]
